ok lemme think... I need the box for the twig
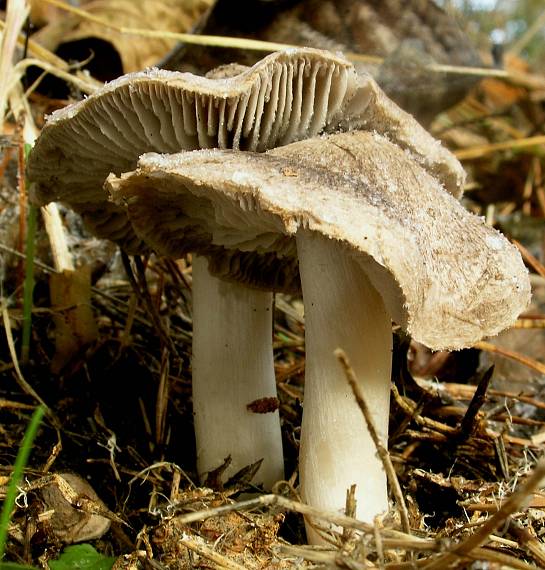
[465,549,539,570]
[121,253,178,356]
[391,383,456,435]
[441,382,545,412]
[513,239,545,279]
[334,348,411,536]
[456,366,493,442]
[177,534,248,570]
[374,516,385,568]
[342,484,357,543]
[174,493,432,547]
[276,544,368,569]
[385,547,538,570]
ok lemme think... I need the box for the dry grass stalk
[0,0,29,126]
[35,0,212,74]
[12,57,100,94]
[41,204,73,272]
[507,7,545,58]
[455,134,545,160]
[277,544,369,569]
[475,340,545,376]
[391,383,456,435]
[0,17,103,93]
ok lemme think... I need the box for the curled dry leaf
[32,0,213,80]
[40,473,111,544]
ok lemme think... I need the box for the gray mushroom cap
[28,48,464,252]
[107,130,530,351]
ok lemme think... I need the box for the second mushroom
[107,129,529,539]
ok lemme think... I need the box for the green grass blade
[0,405,45,561]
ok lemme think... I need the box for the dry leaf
[40,473,111,543]
[32,0,212,79]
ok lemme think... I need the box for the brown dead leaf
[39,472,112,543]
[32,0,212,79]
[30,0,93,28]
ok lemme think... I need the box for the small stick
[456,366,493,442]
[342,484,357,543]
[442,382,545,412]
[391,383,456,435]
[40,204,74,272]
[155,347,170,446]
[177,533,247,570]
[335,348,411,536]
[513,239,545,279]
[121,253,177,356]
[277,545,368,569]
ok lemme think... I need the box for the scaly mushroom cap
[107,130,530,350]
[28,48,464,252]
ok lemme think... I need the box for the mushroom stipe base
[297,231,392,541]
[191,256,284,488]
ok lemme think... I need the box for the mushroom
[106,129,530,539]
[28,48,466,488]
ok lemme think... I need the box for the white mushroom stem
[296,231,392,542]
[191,256,284,488]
